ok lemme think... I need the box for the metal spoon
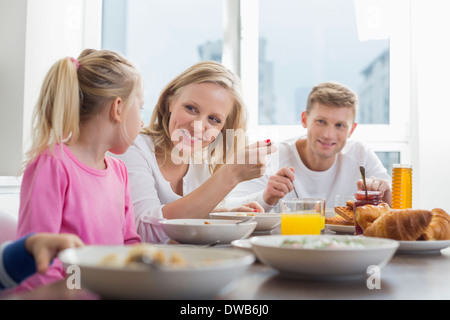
[285,166,299,198]
[133,253,163,270]
[359,165,368,199]
[292,183,299,198]
[203,240,221,247]
[236,216,254,225]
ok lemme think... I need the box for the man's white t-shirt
[224,136,391,212]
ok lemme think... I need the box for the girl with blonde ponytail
[16,49,143,292]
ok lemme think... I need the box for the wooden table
[2,229,450,301]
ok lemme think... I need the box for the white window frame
[230,0,413,165]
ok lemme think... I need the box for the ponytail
[21,49,141,174]
[21,57,80,173]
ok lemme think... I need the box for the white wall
[0,0,27,176]
[0,0,102,176]
[0,0,102,217]
[412,0,450,210]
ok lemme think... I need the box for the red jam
[353,190,382,235]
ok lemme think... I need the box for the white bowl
[250,235,399,280]
[159,219,257,245]
[59,244,255,299]
[209,212,281,231]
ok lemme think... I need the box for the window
[102,0,412,171]
[258,0,390,126]
[102,0,223,124]
[241,0,412,171]
[375,151,400,177]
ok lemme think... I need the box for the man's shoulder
[277,136,300,162]
[341,139,369,154]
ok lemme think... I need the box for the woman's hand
[213,201,264,213]
[225,139,276,183]
[229,201,264,213]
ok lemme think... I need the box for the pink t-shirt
[15,144,141,292]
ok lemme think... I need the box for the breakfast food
[280,237,366,249]
[421,208,450,240]
[364,209,432,241]
[354,202,390,231]
[325,215,353,226]
[99,244,187,268]
[334,206,354,221]
[355,204,450,241]
[326,200,354,226]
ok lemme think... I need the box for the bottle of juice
[391,164,412,209]
[353,190,382,235]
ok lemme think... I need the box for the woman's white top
[112,134,212,243]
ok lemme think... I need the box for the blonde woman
[113,61,274,243]
[16,49,142,292]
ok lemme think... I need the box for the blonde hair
[142,61,247,174]
[22,49,141,173]
[306,81,358,119]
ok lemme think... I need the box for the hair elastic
[70,57,79,70]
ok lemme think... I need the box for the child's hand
[25,233,84,274]
[229,201,264,213]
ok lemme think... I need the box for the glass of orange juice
[280,198,325,235]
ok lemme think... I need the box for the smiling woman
[167,82,234,159]
[111,61,274,243]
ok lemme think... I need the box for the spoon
[359,165,368,199]
[285,166,299,198]
[203,240,221,247]
[133,253,163,270]
[236,216,254,225]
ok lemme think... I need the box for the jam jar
[353,190,382,235]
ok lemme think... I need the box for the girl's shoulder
[105,154,128,174]
[26,145,68,169]
[21,145,72,184]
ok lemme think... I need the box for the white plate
[210,212,281,231]
[250,235,399,280]
[326,224,355,234]
[159,219,257,245]
[58,244,255,299]
[397,240,450,253]
[231,238,253,253]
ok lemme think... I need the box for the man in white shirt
[226,81,391,211]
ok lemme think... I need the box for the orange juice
[391,164,412,209]
[281,211,322,235]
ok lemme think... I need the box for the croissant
[354,203,390,232]
[364,209,432,241]
[421,208,450,240]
